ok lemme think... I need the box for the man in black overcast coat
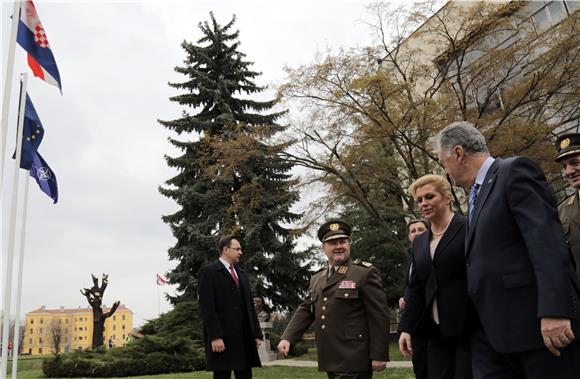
[198,235,263,379]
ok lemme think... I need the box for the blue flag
[30,151,58,203]
[14,94,44,170]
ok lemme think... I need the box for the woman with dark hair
[398,175,472,379]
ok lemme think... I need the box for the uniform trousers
[327,371,373,379]
[213,369,252,379]
[471,323,580,379]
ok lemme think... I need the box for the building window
[28,348,32,354]
[122,315,125,321]
[113,316,116,321]
[113,325,116,331]
[122,325,125,330]
[40,319,43,324]
[29,338,32,344]
[39,338,42,344]
[39,348,42,354]
[122,334,125,339]
[65,319,68,324]
[30,319,34,324]
[29,328,33,334]
[39,328,43,334]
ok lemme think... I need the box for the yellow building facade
[22,304,133,355]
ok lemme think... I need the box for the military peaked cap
[317,219,351,242]
[555,133,580,162]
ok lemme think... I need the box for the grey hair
[436,121,489,154]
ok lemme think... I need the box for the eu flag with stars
[30,151,58,203]
[14,94,44,170]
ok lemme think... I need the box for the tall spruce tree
[159,13,311,311]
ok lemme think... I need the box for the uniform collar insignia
[337,266,348,274]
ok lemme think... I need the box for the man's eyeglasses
[229,247,242,252]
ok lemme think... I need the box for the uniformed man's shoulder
[352,259,374,269]
[312,267,326,277]
[558,193,576,209]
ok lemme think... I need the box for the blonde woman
[398,175,472,379]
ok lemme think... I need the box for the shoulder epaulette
[353,259,373,268]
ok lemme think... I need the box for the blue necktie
[469,183,481,223]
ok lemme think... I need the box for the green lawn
[14,367,414,379]
[10,346,413,379]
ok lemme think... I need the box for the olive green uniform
[281,258,389,375]
[559,192,580,277]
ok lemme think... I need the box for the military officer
[555,133,580,277]
[278,220,390,379]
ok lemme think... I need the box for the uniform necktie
[328,266,335,278]
[469,183,481,222]
[229,265,240,288]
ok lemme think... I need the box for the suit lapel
[432,214,462,264]
[465,159,501,255]
[217,260,240,288]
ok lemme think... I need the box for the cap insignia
[561,138,571,149]
[329,223,339,231]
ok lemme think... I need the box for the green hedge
[42,336,205,377]
[43,302,206,377]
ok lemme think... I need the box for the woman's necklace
[431,214,454,236]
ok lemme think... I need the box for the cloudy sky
[1,0,389,326]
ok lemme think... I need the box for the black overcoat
[198,261,263,371]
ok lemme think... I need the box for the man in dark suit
[555,133,580,278]
[198,235,263,379]
[278,220,390,379]
[436,121,580,379]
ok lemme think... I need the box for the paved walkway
[263,359,412,368]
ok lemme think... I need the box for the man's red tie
[230,265,240,288]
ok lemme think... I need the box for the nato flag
[30,151,58,203]
[14,94,45,170]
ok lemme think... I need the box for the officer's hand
[398,332,413,358]
[277,339,291,356]
[371,360,387,372]
[541,317,575,356]
[211,338,225,353]
[398,297,406,310]
[255,339,263,348]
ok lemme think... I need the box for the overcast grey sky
[1,0,389,326]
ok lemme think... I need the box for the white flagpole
[157,282,161,315]
[1,1,20,189]
[11,173,30,379]
[0,73,27,379]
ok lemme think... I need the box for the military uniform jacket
[281,258,389,372]
[559,192,580,277]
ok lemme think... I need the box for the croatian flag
[156,273,167,286]
[17,0,62,91]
